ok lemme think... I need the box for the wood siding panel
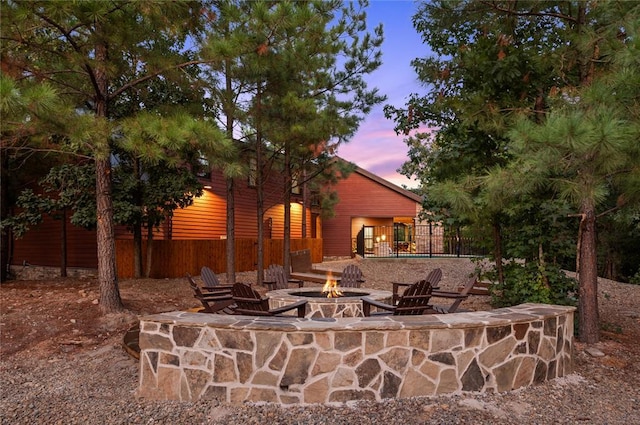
[114,166,307,242]
[323,170,421,257]
[165,169,305,240]
[171,189,226,239]
[234,181,259,238]
[11,215,97,269]
[12,164,314,272]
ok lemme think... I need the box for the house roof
[339,158,423,204]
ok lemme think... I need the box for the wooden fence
[115,238,323,278]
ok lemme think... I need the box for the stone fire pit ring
[138,303,575,405]
[267,287,393,318]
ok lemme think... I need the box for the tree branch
[2,146,93,161]
[479,1,578,23]
[109,60,209,100]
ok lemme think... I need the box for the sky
[336,1,431,189]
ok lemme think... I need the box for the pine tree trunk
[254,82,264,285]
[133,158,143,278]
[578,202,599,343]
[144,224,153,278]
[283,142,292,278]
[96,157,124,313]
[225,177,236,283]
[0,153,10,282]
[224,59,236,284]
[60,208,67,277]
[133,224,142,278]
[94,36,124,313]
[492,220,504,285]
[301,169,307,238]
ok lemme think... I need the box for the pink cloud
[332,1,437,190]
[339,148,414,188]
[338,116,432,189]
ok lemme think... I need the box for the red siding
[9,167,302,269]
[323,170,421,257]
[170,169,308,240]
[11,214,97,269]
[171,185,227,239]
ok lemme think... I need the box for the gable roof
[338,157,423,204]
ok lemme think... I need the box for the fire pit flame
[322,273,343,298]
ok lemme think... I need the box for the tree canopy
[1,1,235,312]
[386,0,640,343]
[1,1,384,310]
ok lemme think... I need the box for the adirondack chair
[186,273,235,314]
[231,282,308,317]
[392,268,443,304]
[427,275,478,313]
[340,264,365,288]
[263,264,304,291]
[362,279,434,316]
[200,266,232,291]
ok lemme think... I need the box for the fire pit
[138,303,576,404]
[267,287,392,318]
[288,291,370,298]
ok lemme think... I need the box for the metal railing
[355,224,486,258]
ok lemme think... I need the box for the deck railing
[355,224,486,258]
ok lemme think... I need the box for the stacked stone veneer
[138,303,575,404]
[10,265,97,280]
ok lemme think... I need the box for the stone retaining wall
[138,303,575,404]
[9,265,97,280]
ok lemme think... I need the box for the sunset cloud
[335,2,432,190]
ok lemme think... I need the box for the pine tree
[387,0,640,343]
[200,0,384,280]
[1,1,231,312]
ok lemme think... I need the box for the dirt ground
[1,260,639,390]
[0,276,198,360]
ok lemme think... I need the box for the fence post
[429,222,433,258]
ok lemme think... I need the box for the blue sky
[336,0,430,189]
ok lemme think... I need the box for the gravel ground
[1,257,639,424]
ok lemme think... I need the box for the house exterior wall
[323,169,421,258]
[9,168,313,271]
[170,169,309,240]
[350,217,392,238]
[170,184,227,239]
[10,214,98,269]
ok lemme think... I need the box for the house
[7,157,443,278]
[321,162,436,258]
[8,165,320,278]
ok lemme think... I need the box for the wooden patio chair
[200,266,233,291]
[427,275,478,313]
[392,268,443,304]
[186,273,235,314]
[340,264,365,288]
[264,264,304,291]
[362,279,434,316]
[231,282,308,317]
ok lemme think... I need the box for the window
[196,156,211,179]
[364,226,374,253]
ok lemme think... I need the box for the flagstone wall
[138,303,575,404]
